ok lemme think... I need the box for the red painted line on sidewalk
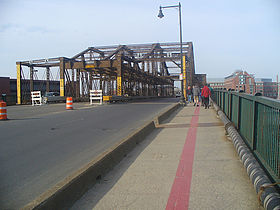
[166,106,200,210]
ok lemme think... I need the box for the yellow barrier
[103,96,112,101]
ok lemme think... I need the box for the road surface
[0,98,178,209]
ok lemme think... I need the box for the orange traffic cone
[66,97,73,110]
[0,101,7,120]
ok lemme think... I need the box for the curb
[22,102,181,210]
[154,103,181,126]
[212,101,280,210]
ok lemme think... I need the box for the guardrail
[212,90,280,185]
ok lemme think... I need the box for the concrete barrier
[212,101,280,210]
[154,103,181,126]
[22,102,181,210]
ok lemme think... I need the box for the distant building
[209,82,224,89]
[0,77,60,105]
[0,77,11,96]
[224,70,255,94]
[207,78,225,89]
[207,73,278,99]
[255,78,278,99]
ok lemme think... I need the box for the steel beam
[16,42,196,101]
[183,55,187,99]
[116,56,123,96]
[59,58,65,97]
[46,67,50,92]
[16,63,21,104]
[30,66,34,92]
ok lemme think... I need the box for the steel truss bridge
[16,42,199,104]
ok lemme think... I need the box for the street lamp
[158,7,164,18]
[158,2,186,105]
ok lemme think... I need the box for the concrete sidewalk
[71,104,263,210]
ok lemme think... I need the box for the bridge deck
[0,98,177,209]
[72,104,263,209]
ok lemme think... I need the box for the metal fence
[212,90,280,184]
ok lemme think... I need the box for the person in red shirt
[201,84,211,109]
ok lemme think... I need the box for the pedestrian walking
[187,86,192,104]
[193,84,200,106]
[201,84,211,109]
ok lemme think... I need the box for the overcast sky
[0,0,279,80]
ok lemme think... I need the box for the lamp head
[158,7,164,18]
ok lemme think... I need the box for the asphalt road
[0,98,178,209]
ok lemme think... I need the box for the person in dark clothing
[201,84,211,109]
[186,86,192,104]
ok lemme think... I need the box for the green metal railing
[212,90,280,184]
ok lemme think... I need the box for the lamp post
[158,2,186,105]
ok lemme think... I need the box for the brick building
[0,77,11,96]
[0,77,60,105]
[255,78,278,99]
[208,73,278,99]
[224,70,255,94]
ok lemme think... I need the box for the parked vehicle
[175,91,181,97]
[43,92,65,103]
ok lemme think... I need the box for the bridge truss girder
[16,42,195,104]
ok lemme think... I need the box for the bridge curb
[212,101,280,210]
[154,102,181,125]
[22,102,181,210]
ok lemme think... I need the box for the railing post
[229,92,233,121]
[220,92,223,110]
[219,91,222,107]
[221,91,223,108]
[252,99,257,150]
[222,91,225,112]
[237,95,241,130]
[218,91,220,106]
[227,92,229,119]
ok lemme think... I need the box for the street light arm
[160,5,179,9]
